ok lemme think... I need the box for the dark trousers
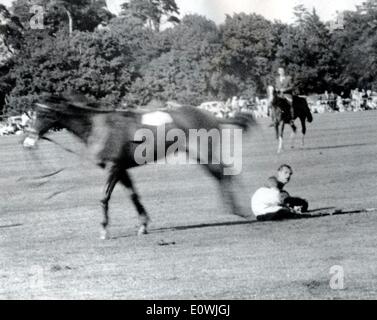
[256,197,309,222]
[284,197,308,212]
[257,209,298,221]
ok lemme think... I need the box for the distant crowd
[198,96,274,119]
[0,112,33,136]
[1,89,377,136]
[198,89,377,119]
[310,89,377,113]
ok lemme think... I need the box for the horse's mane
[36,94,147,120]
[35,93,199,122]
[36,93,187,118]
[37,94,114,114]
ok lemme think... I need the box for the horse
[23,93,256,239]
[267,86,313,153]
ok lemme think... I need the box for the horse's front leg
[278,136,283,154]
[274,123,279,140]
[300,117,307,147]
[290,122,297,149]
[119,170,150,236]
[277,122,285,154]
[100,165,121,240]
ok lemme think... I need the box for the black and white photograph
[0,0,376,302]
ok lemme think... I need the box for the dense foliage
[2,0,377,114]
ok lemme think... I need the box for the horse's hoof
[137,226,148,236]
[100,230,109,240]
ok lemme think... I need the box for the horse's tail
[220,112,257,132]
[298,97,313,123]
[305,102,313,123]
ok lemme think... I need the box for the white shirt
[251,187,284,217]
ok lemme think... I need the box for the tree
[5,29,134,114]
[276,7,338,93]
[121,0,180,31]
[55,0,114,34]
[0,5,23,114]
[332,0,377,91]
[214,13,278,97]
[126,15,221,105]
[0,4,23,55]
[107,15,163,74]
[11,0,113,35]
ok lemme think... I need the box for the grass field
[1,111,377,299]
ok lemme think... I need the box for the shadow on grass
[303,143,373,152]
[113,207,375,239]
[0,223,23,229]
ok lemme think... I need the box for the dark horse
[23,94,255,239]
[267,86,313,153]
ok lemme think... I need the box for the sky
[0,0,366,23]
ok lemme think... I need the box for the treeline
[1,0,377,115]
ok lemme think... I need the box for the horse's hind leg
[277,122,285,154]
[274,123,279,140]
[300,117,307,147]
[290,122,297,149]
[187,140,247,217]
[119,170,150,236]
[275,123,283,154]
[100,165,121,240]
[204,164,249,218]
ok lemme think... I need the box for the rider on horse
[267,68,313,152]
[273,67,295,125]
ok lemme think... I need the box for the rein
[19,135,82,201]
[40,136,80,156]
[20,148,64,183]
[35,102,121,114]
[20,134,80,183]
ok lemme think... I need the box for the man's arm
[279,190,290,204]
[275,77,282,91]
[266,177,279,188]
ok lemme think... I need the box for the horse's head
[23,93,105,149]
[23,102,60,149]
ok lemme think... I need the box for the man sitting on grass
[251,164,309,221]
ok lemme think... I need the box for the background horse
[267,86,313,153]
[23,94,255,239]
